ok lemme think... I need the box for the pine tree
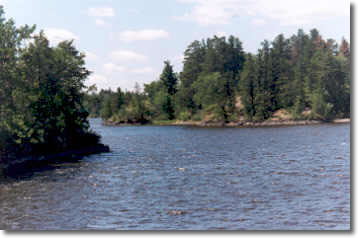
[240,54,258,120]
[160,61,177,96]
[178,40,205,112]
[255,41,274,120]
[271,34,291,109]
[159,61,178,119]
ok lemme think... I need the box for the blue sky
[0,0,350,91]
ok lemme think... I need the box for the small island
[0,8,109,175]
[83,30,350,128]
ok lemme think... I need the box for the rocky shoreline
[0,144,110,175]
[103,118,350,128]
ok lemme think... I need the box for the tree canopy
[84,30,350,124]
[0,7,100,161]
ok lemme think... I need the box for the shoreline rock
[103,118,350,128]
[103,120,150,126]
[332,118,351,124]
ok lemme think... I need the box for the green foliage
[101,95,113,120]
[145,80,164,102]
[192,112,204,122]
[0,8,101,160]
[311,89,333,120]
[240,54,258,120]
[293,95,305,119]
[192,72,234,122]
[158,61,177,120]
[177,111,191,121]
[177,35,245,113]
[238,28,349,122]
[253,42,275,121]
[83,28,349,125]
[160,61,178,96]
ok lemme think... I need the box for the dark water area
[0,119,350,230]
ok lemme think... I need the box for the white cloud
[88,7,115,17]
[86,70,158,91]
[84,51,98,61]
[89,63,157,91]
[255,0,349,26]
[131,67,155,74]
[88,7,114,26]
[110,50,147,62]
[103,63,127,73]
[177,0,349,26]
[86,74,112,90]
[175,0,235,25]
[104,62,155,75]
[119,29,169,42]
[252,18,266,26]
[0,0,7,6]
[215,31,227,37]
[44,28,79,45]
[171,54,185,71]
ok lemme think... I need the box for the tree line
[85,28,350,124]
[0,7,100,162]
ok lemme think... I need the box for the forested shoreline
[84,29,350,126]
[0,7,107,166]
[0,4,350,167]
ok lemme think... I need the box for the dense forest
[0,7,101,162]
[85,29,350,124]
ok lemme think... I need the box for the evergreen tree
[271,34,291,108]
[81,29,350,125]
[159,61,178,120]
[177,40,205,112]
[240,54,258,120]
[255,41,274,120]
[160,61,178,96]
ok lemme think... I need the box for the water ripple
[0,120,350,230]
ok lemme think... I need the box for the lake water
[0,119,350,230]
